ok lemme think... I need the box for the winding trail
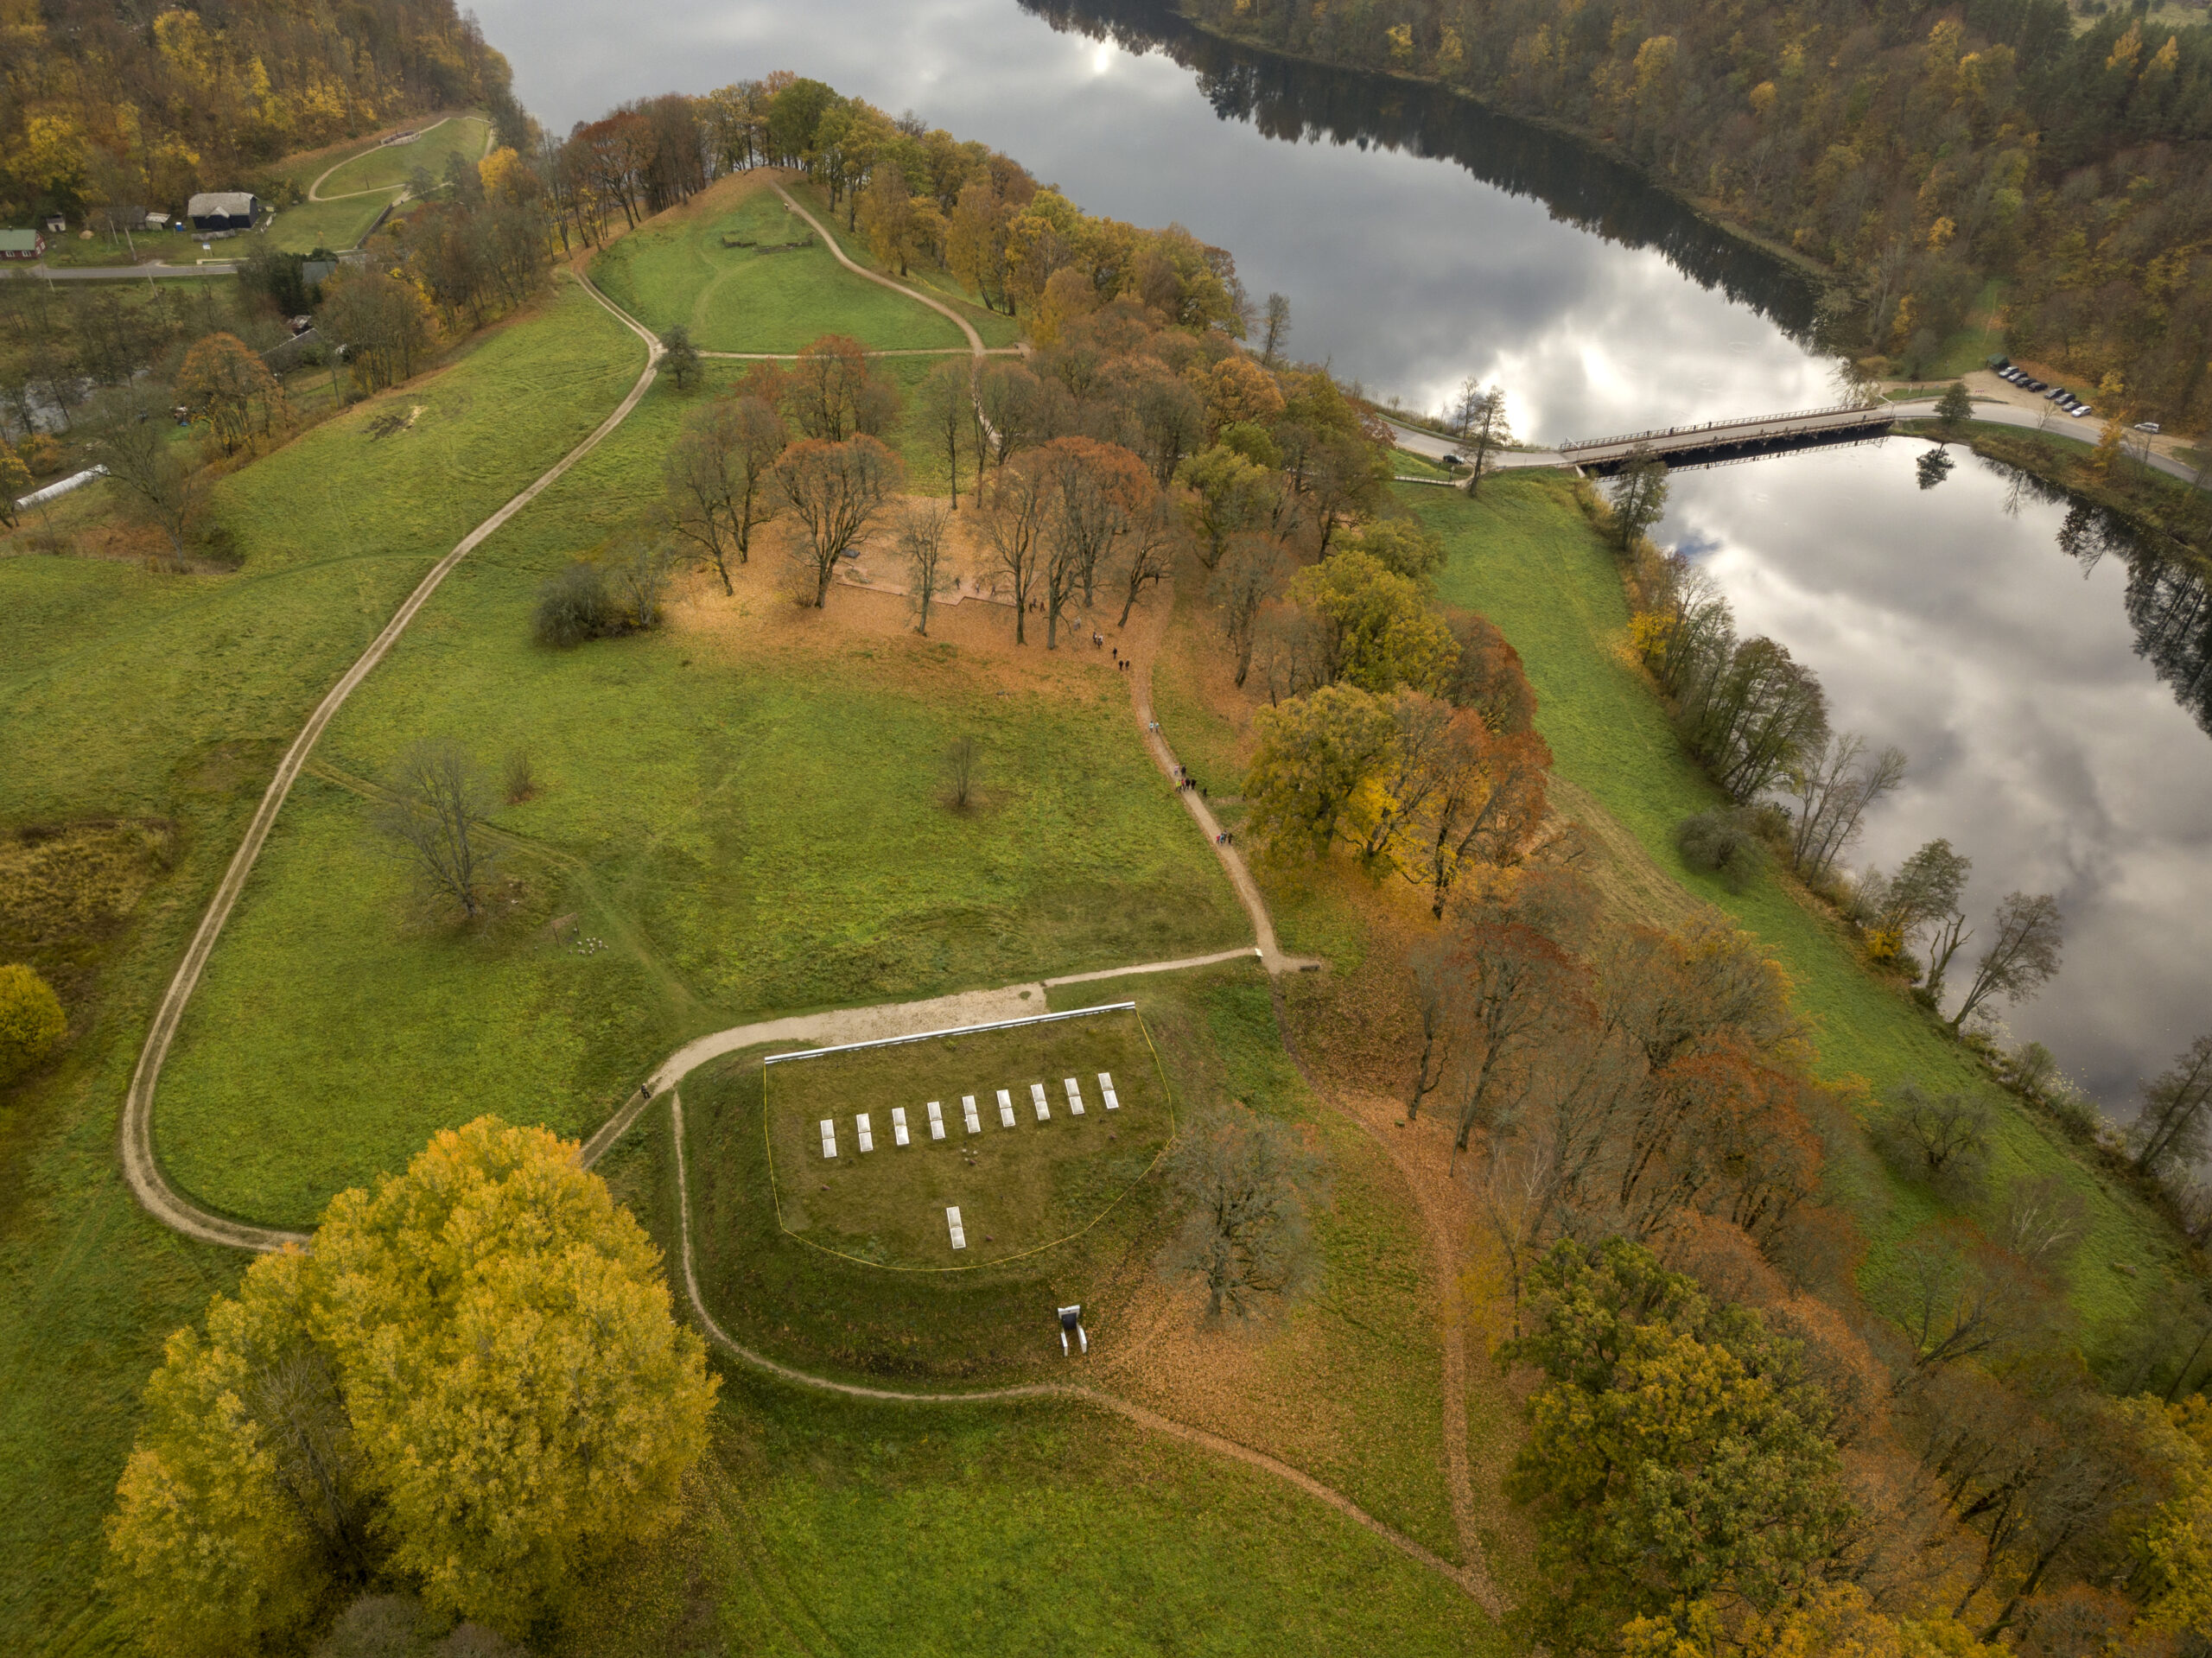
[306,114,479,203]
[118,268,664,1254]
[1119,585,1319,975]
[109,203,1489,1617]
[666,1091,1492,1607]
[769,182,986,354]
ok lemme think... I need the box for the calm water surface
[476,0,2210,1109]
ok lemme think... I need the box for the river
[474,0,2210,1111]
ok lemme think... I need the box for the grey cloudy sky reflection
[472,0,1836,434]
[475,0,2203,1103]
[1658,444,2212,1106]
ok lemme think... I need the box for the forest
[1174,0,2212,433]
[0,0,518,224]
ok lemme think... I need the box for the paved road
[5,260,237,281]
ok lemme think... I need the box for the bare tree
[1258,292,1291,366]
[916,359,972,512]
[1112,498,1177,626]
[1786,733,1907,880]
[1448,375,1482,441]
[2128,1032,2212,1178]
[375,739,499,919]
[983,451,1050,644]
[1160,1108,1322,1321]
[898,501,952,635]
[945,734,979,811]
[1872,1081,1993,1192]
[1999,1174,2087,1268]
[664,396,787,592]
[1949,893,2064,1032]
[1209,535,1287,688]
[95,388,202,567]
[773,435,902,607]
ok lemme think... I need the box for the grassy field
[784,181,1027,350]
[0,187,1477,1651]
[661,961,1468,1573]
[311,115,490,198]
[0,276,651,1650]
[143,304,1239,1229]
[1410,472,2178,1350]
[259,115,491,254]
[264,194,391,254]
[591,177,969,353]
[764,1007,1171,1267]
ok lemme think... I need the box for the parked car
[2136,422,2162,435]
[2024,377,2047,391]
[2071,405,2092,417]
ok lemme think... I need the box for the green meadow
[0,276,645,1648]
[264,116,493,253]
[590,182,970,353]
[146,334,1242,1226]
[662,962,1473,1574]
[762,1007,1171,1268]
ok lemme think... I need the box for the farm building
[187,192,258,232]
[0,229,45,260]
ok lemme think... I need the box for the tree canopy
[105,1118,716,1651]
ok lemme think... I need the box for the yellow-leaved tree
[0,962,66,1080]
[105,1117,716,1653]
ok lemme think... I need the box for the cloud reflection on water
[1659,442,2212,1107]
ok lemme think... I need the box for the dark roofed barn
[187,192,258,232]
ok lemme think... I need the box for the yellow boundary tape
[758,1003,1180,1274]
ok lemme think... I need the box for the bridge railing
[1558,401,1888,455]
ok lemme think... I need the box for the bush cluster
[531,546,670,647]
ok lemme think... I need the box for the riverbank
[1155,5,1845,291]
[1406,471,2180,1360]
[1933,422,2212,562]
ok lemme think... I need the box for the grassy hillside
[149,342,1243,1228]
[265,115,492,253]
[1411,473,2179,1350]
[0,276,644,1650]
[590,176,971,353]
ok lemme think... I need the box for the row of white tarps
[819,1073,1122,1159]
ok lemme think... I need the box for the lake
[473,0,2210,1110]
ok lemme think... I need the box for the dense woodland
[1178,0,2212,433]
[0,0,518,223]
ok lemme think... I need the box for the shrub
[1675,808,1765,892]
[533,546,671,648]
[0,962,66,1081]
[533,561,613,646]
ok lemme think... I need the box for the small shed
[144,211,170,230]
[0,229,45,260]
[42,213,65,233]
[187,192,258,232]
